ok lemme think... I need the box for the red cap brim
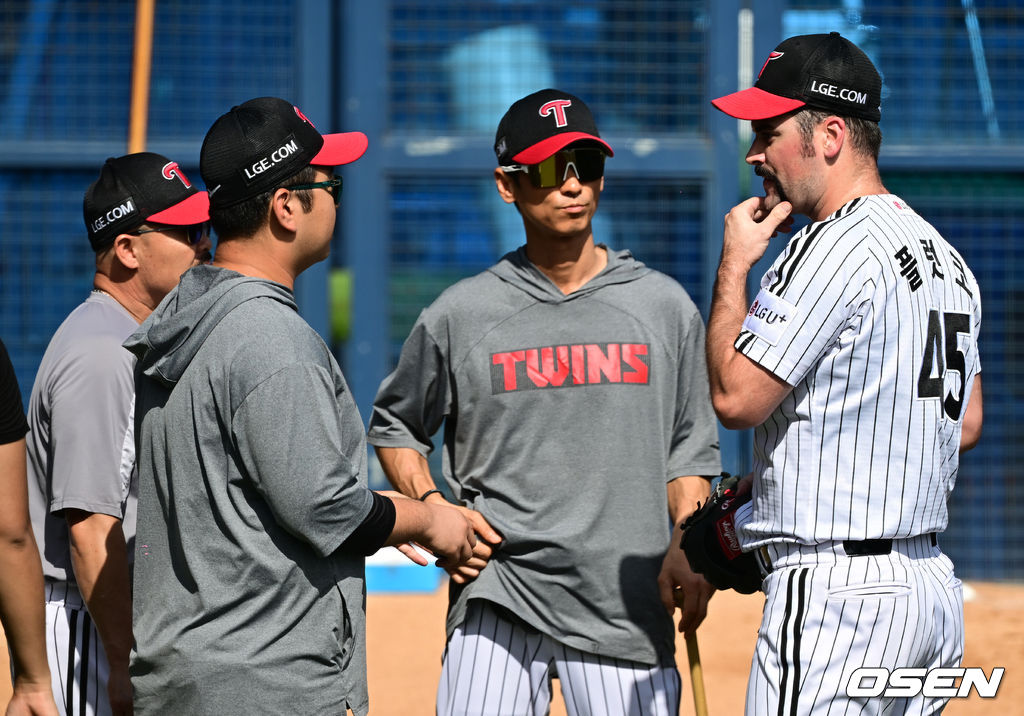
[147,191,210,225]
[313,131,369,166]
[711,87,806,120]
[513,132,614,165]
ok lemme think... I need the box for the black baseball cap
[200,96,368,209]
[712,32,881,122]
[494,89,614,166]
[83,152,210,252]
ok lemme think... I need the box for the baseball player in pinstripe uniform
[706,33,983,714]
[25,154,211,716]
[369,89,722,715]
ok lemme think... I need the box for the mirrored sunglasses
[502,148,606,188]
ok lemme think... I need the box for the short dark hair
[795,109,882,160]
[209,165,318,240]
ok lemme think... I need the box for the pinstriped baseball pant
[43,581,112,716]
[437,599,681,716]
[747,535,963,715]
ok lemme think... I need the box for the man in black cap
[124,97,477,716]
[704,33,982,713]
[369,89,722,715]
[25,152,211,716]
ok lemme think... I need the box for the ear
[822,116,846,159]
[494,168,519,205]
[112,233,140,270]
[269,187,300,232]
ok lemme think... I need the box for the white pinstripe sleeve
[736,201,879,385]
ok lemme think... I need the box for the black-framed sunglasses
[283,176,344,207]
[132,222,209,246]
[501,148,606,188]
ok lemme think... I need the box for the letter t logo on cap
[161,161,192,189]
[293,105,316,128]
[539,99,572,127]
[759,51,784,79]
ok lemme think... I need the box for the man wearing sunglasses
[25,152,211,716]
[370,89,722,715]
[123,97,477,716]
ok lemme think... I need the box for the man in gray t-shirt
[369,89,723,715]
[26,153,210,715]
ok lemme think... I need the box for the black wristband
[418,488,443,502]
[339,491,397,555]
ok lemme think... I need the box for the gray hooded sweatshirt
[125,265,373,715]
[369,246,722,665]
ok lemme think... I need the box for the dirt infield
[365,580,1021,715]
[3,581,1019,713]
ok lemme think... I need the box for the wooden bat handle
[685,631,709,716]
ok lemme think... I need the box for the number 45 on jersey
[918,310,971,421]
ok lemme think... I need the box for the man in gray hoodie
[124,97,477,716]
[369,89,723,715]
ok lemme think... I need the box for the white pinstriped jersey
[736,194,981,547]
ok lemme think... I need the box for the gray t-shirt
[369,247,722,665]
[125,266,374,716]
[26,291,139,584]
